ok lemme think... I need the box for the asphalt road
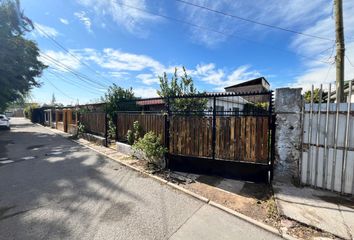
[0,118,282,240]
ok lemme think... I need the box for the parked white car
[0,114,10,130]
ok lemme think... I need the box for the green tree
[303,88,328,103]
[0,0,47,111]
[102,84,137,119]
[50,93,56,106]
[101,84,137,139]
[157,67,207,112]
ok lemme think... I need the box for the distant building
[224,77,270,103]
[327,80,354,102]
[135,93,249,115]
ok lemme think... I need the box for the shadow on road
[0,128,144,239]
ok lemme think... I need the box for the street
[0,118,281,240]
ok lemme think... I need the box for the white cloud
[59,18,69,25]
[76,0,159,35]
[42,48,264,93]
[192,63,261,90]
[290,0,354,90]
[136,73,160,85]
[133,87,159,98]
[83,48,165,73]
[74,11,92,33]
[33,22,59,38]
[39,50,81,72]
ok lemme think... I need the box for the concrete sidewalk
[273,182,354,239]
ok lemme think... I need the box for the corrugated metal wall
[301,83,354,194]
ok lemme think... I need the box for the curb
[43,125,295,240]
[166,182,209,203]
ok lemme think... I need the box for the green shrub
[107,119,116,139]
[77,122,86,134]
[133,131,167,165]
[126,121,142,145]
[133,121,142,140]
[127,129,134,145]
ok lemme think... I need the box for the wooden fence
[116,113,270,164]
[116,113,165,142]
[79,112,106,137]
[169,116,213,158]
[169,116,269,163]
[215,116,269,163]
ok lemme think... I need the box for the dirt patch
[183,180,279,227]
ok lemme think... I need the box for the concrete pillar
[274,88,303,184]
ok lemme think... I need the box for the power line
[46,68,104,95]
[42,76,77,101]
[346,55,354,67]
[324,63,335,82]
[114,0,333,64]
[35,24,115,86]
[40,52,108,89]
[40,53,107,89]
[173,0,334,42]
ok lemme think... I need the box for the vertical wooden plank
[247,117,252,162]
[230,117,235,160]
[251,117,257,162]
[198,117,203,157]
[262,117,269,162]
[185,117,191,155]
[226,117,231,160]
[215,117,220,158]
[240,117,246,162]
[244,117,248,161]
[191,117,195,156]
[176,116,180,154]
[234,117,239,161]
[255,118,262,162]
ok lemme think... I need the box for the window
[215,105,224,115]
[233,107,240,116]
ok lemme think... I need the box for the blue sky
[22,0,354,105]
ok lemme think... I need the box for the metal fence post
[270,114,276,182]
[212,96,216,160]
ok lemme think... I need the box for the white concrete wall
[274,88,303,184]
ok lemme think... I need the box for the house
[224,77,270,103]
[327,80,354,102]
[135,93,250,114]
[44,108,55,128]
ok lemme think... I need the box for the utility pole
[334,0,345,102]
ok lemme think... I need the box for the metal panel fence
[114,91,274,171]
[301,82,354,194]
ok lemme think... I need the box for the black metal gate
[114,91,275,182]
